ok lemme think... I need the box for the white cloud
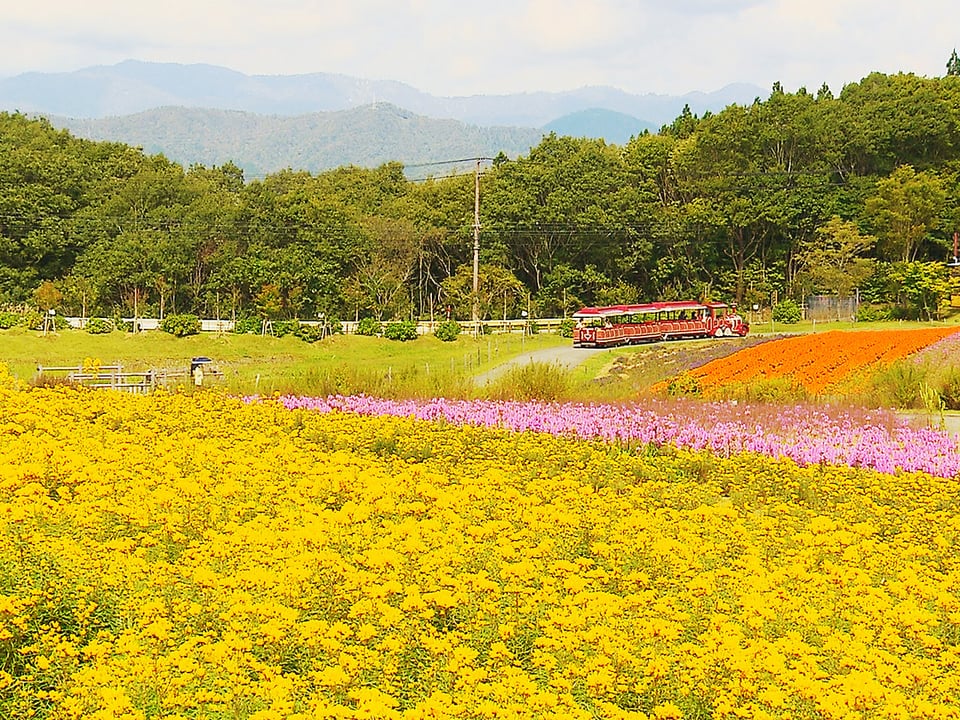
[2,0,960,96]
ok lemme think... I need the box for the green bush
[356,317,382,336]
[160,314,201,337]
[939,368,960,411]
[383,320,419,341]
[434,320,461,342]
[558,318,577,338]
[856,303,893,322]
[873,360,928,408]
[21,310,44,331]
[666,372,702,397]
[771,299,801,324]
[272,320,298,337]
[233,317,261,335]
[321,318,343,336]
[111,312,132,333]
[292,323,328,343]
[888,304,914,321]
[484,361,569,402]
[85,317,114,334]
[0,311,20,329]
[719,377,808,403]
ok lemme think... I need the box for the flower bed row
[684,327,960,396]
[275,394,960,478]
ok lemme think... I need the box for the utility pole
[472,158,481,336]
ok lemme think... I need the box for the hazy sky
[3,0,958,96]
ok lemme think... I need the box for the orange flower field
[685,328,960,396]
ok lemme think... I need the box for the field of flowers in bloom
[278,395,960,478]
[675,328,960,397]
[3,368,960,719]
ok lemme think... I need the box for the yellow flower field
[1,374,960,718]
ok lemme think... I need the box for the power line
[404,156,496,169]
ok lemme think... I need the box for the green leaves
[865,165,946,263]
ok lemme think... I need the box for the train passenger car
[572,300,748,348]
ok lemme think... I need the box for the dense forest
[3,70,960,325]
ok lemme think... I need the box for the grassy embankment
[0,326,568,398]
[4,315,960,403]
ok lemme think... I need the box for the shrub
[233,317,261,334]
[293,323,327,343]
[873,360,928,408]
[0,311,20,329]
[160,314,201,337]
[888,304,914,321]
[21,310,45,331]
[558,318,576,338]
[321,318,343,336]
[356,317,382,336]
[383,320,419,341]
[771,299,802,324]
[856,303,893,322]
[434,320,461,342]
[484,361,569,402]
[666,373,702,397]
[938,367,960,411]
[111,312,132,333]
[85,317,114,334]
[720,377,808,403]
[271,320,298,337]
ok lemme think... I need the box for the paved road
[474,344,606,385]
[898,410,960,437]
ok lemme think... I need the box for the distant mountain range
[0,60,766,175]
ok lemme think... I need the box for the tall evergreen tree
[947,49,960,76]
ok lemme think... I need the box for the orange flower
[688,328,960,395]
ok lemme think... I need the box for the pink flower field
[272,395,960,479]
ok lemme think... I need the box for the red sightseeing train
[572,300,749,348]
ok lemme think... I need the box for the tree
[33,280,62,311]
[890,261,951,320]
[59,274,98,319]
[536,263,613,316]
[947,49,960,77]
[865,165,946,263]
[483,135,637,292]
[345,216,419,321]
[181,163,246,314]
[255,283,283,333]
[662,103,698,138]
[794,216,876,317]
[440,264,525,322]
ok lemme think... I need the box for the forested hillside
[51,104,547,177]
[2,71,960,326]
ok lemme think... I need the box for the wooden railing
[35,364,221,393]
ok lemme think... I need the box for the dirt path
[474,343,606,385]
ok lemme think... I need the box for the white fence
[63,317,567,335]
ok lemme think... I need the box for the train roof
[572,300,731,319]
